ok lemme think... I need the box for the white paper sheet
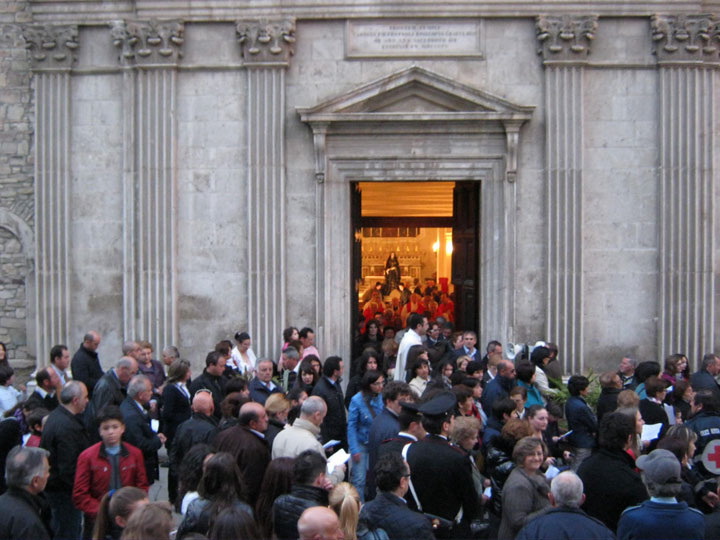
[641,423,663,441]
[326,448,350,474]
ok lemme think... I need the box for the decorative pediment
[298,65,534,121]
[297,66,534,183]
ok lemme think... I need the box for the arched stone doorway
[298,66,534,361]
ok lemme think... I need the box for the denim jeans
[46,490,83,540]
[350,446,369,502]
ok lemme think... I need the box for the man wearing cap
[377,400,427,461]
[404,391,478,538]
[617,449,704,540]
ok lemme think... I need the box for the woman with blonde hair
[328,482,388,540]
[120,501,173,540]
[264,393,291,448]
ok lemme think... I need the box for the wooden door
[452,182,480,332]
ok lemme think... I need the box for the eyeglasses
[194,388,213,397]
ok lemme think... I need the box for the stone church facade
[0,1,717,373]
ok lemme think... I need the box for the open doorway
[351,181,479,345]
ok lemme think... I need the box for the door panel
[452,182,480,332]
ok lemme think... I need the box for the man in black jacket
[70,331,103,398]
[311,356,347,449]
[0,446,53,540]
[360,453,434,540]
[121,374,166,482]
[40,380,91,540]
[25,367,59,411]
[189,351,227,419]
[273,450,332,540]
[169,390,218,487]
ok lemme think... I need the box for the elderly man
[360,453,434,540]
[618,449,704,540]
[272,396,345,484]
[298,506,344,540]
[213,401,270,502]
[169,389,218,484]
[516,471,614,540]
[248,358,284,405]
[90,356,138,420]
[618,356,638,391]
[0,446,53,539]
[40,381,91,540]
[120,374,166,482]
[71,331,103,398]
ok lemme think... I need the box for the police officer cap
[398,400,421,414]
[418,391,457,419]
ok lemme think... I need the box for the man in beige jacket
[271,396,345,484]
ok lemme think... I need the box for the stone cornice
[22,25,78,71]
[110,19,184,66]
[27,1,720,23]
[651,14,720,64]
[236,19,296,66]
[536,15,598,63]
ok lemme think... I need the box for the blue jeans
[350,447,369,502]
[46,490,83,540]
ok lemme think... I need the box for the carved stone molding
[651,14,720,64]
[22,25,78,70]
[236,19,296,65]
[536,15,598,62]
[110,19,184,66]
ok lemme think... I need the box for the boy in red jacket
[73,405,149,538]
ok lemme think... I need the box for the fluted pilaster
[24,24,78,365]
[653,14,717,364]
[112,19,183,348]
[237,19,295,358]
[537,15,597,373]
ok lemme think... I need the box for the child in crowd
[73,405,149,538]
[23,406,49,447]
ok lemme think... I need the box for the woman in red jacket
[73,405,149,538]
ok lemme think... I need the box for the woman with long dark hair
[176,452,253,538]
[254,457,294,539]
[347,370,384,502]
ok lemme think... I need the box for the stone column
[23,25,78,366]
[111,20,183,349]
[236,19,295,358]
[537,15,597,373]
[652,14,717,364]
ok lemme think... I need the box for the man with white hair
[0,446,53,539]
[120,374,166,483]
[271,396,345,484]
[516,471,615,540]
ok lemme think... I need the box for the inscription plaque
[346,19,482,58]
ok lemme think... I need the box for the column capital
[236,18,296,66]
[22,25,78,71]
[536,15,598,63]
[110,19,184,67]
[651,14,720,65]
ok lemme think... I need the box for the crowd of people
[0,315,719,540]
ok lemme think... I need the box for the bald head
[298,507,344,540]
[238,401,269,432]
[192,391,215,416]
